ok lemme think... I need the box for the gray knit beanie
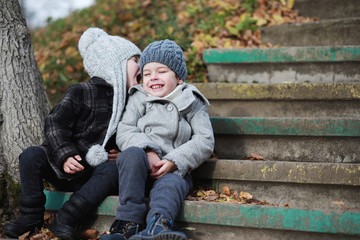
[78,27,141,167]
[140,39,187,81]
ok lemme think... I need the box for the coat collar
[129,84,210,111]
[89,77,112,87]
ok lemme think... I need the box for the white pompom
[78,28,108,57]
[86,144,108,167]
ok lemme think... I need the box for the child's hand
[150,159,177,179]
[63,155,84,174]
[108,149,121,162]
[146,151,161,174]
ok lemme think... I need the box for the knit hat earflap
[140,39,187,81]
[78,27,141,167]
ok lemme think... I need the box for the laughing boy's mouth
[151,84,163,89]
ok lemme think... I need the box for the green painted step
[44,190,117,216]
[210,117,360,137]
[211,117,359,162]
[43,190,360,236]
[193,159,360,186]
[178,201,360,236]
[202,46,360,83]
[203,46,360,64]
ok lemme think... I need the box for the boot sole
[3,222,43,238]
[130,233,188,240]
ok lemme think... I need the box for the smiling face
[142,62,183,97]
[126,56,141,89]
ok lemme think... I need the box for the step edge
[210,117,360,137]
[178,201,360,235]
[203,46,360,64]
[191,83,360,100]
[193,159,360,186]
[43,190,360,235]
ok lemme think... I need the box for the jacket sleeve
[44,85,82,168]
[116,93,162,154]
[164,97,215,177]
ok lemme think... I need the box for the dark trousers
[115,147,193,225]
[19,146,118,209]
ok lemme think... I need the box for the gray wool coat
[116,83,215,177]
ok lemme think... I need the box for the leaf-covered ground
[31,0,316,106]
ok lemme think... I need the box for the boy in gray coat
[101,40,214,240]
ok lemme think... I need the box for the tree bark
[0,0,50,182]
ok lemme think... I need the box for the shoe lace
[160,218,172,231]
[110,220,137,236]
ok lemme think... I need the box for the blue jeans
[115,147,193,224]
[19,146,118,207]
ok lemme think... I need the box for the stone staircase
[44,1,360,239]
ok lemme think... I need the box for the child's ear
[177,78,184,85]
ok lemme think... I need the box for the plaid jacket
[41,77,117,180]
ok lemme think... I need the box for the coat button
[145,127,151,133]
[167,104,173,111]
[106,91,113,96]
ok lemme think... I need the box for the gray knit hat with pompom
[78,27,141,167]
[140,39,187,81]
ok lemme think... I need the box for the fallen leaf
[206,194,219,201]
[287,0,295,8]
[223,186,231,196]
[65,65,74,74]
[183,227,196,231]
[333,200,345,209]
[210,152,219,159]
[187,186,273,206]
[79,229,99,239]
[247,153,264,160]
[30,233,49,240]
[256,18,267,26]
[42,228,57,240]
[44,213,54,224]
[196,191,206,198]
[19,231,30,240]
[240,191,253,200]
[273,14,285,23]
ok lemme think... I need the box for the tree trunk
[0,0,50,183]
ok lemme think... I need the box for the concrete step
[214,134,359,163]
[293,0,360,20]
[210,116,360,162]
[203,46,360,83]
[211,117,359,137]
[260,18,360,47]
[192,159,360,212]
[192,83,360,118]
[44,190,360,240]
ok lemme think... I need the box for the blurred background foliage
[31,0,315,106]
